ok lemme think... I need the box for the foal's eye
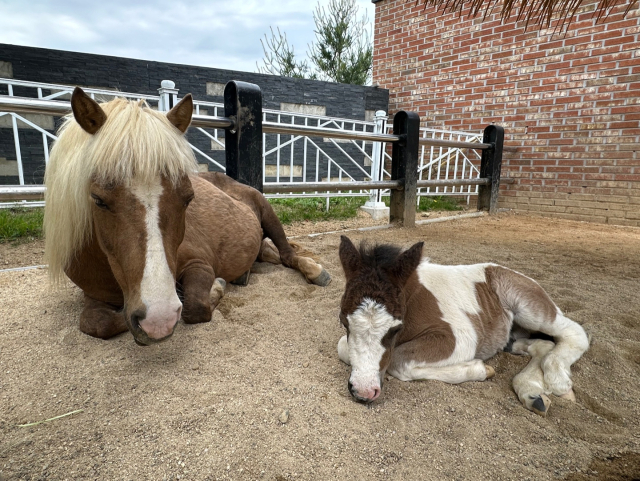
[389,326,402,336]
[91,194,108,210]
[184,195,194,208]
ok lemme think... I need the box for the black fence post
[477,125,504,214]
[390,111,420,227]
[224,81,263,193]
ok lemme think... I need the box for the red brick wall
[373,0,640,226]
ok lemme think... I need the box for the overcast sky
[0,0,375,73]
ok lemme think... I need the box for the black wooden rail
[0,80,504,226]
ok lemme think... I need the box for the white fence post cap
[161,80,176,89]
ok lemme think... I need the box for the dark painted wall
[0,44,389,185]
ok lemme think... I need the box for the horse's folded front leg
[79,294,128,339]
[180,264,223,324]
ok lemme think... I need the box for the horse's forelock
[44,97,198,284]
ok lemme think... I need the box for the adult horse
[44,88,330,346]
[336,236,589,416]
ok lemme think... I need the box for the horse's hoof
[558,389,576,402]
[530,394,551,417]
[309,268,332,287]
[485,365,495,379]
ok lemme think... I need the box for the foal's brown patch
[396,272,456,363]
[487,265,559,322]
[470,269,512,360]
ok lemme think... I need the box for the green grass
[269,195,463,224]
[380,195,463,212]
[268,196,368,224]
[0,195,464,242]
[0,207,44,243]
[416,195,464,212]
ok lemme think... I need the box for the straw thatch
[416,0,637,28]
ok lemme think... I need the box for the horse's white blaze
[415,261,488,365]
[347,298,401,396]
[132,178,182,339]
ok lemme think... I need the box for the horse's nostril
[348,381,354,395]
[130,309,146,330]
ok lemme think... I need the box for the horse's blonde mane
[44,97,198,283]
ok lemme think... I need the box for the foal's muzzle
[348,379,383,404]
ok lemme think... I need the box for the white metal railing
[376,125,483,204]
[0,78,484,208]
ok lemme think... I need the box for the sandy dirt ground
[1,212,639,481]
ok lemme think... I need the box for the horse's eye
[91,194,108,210]
[339,313,349,328]
[184,195,194,208]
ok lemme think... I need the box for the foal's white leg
[337,335,350,365]
[539,314,589,397]
[494,267,589,398]
[389,359,495,384]
[512,339,555,416]
[210,277,226,308]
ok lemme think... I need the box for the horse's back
[197,172,265,218]
[179,175,262,281]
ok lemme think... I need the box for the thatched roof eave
[372,0,638,30]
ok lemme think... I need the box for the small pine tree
[257,0,372,85]
[258,27,316,80]
[308,0,373,85]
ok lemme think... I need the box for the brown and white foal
[337,236,589,416]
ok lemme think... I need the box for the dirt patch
[1,213,639,480]
[0,239,45,270]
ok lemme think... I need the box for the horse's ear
[387,241,423,286]
[339,236,361,280]
[167,94,193,134]
[71,87,107,135]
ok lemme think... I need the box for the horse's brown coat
[53,91,331,344]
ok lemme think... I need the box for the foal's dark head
[338,236,424,403]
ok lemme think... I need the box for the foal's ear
[71,87,107,135]
[339,236,361,279]
[167,94,193,134]
[387,241,424,286]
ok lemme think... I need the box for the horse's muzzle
[127,306,180,346]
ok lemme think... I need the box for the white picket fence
[0,78,483,208]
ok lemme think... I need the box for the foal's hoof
[485,365,496,379]
[529,394,551,417]
[558,389,576,402]
[231,271,251,286]
[309,267,332,287]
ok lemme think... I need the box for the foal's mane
[357,242,405,271]
[44,97,198,283]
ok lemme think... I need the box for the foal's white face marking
[131,177,182,339]
[347,298,402,397]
